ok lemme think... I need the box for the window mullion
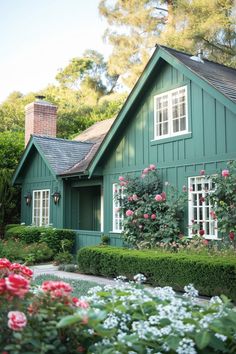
[40,191,43,227]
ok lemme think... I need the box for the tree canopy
[99,0,236,88]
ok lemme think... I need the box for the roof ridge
[32,134,94,145]
[159,45,236,72]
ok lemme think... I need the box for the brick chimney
[25,95,57,146]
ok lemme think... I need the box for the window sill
[110,231,123,234]
[151,132,192,145]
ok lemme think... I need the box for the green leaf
[57,314,81,328]
[195,331,211,349]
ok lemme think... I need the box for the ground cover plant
[114,164,187,248]
[1,257,236,353]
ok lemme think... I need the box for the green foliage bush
[77,246,236,301]
[54,251,74,265]
[0,239,53,264]
[5,225,75,254]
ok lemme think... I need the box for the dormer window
[154,86,188,140]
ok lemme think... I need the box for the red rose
[8,311,27,331]
[0,258,11,273]
[5,274,30,298]
[42,280,72,297]
[199,229,205,236]
[19,265,33,279]
[229,231,235,241]
[0,278,6,294]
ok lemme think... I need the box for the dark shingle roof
[160,46,236,103]
[33,135,94,175]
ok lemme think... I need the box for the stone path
[31,264,115,286]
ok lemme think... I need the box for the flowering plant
[207,161,236,242]
[59,275,236,354]
[115,165,187,247]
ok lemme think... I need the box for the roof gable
[88,45,236,176]
[13,135,94,184]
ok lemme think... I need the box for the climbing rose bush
[207,161,236,242]
[114,165,187,247]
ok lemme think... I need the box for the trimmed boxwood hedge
[5,225,75,254]
[77,246,236,301]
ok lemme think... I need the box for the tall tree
[99,0,236,88]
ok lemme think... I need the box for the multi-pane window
[32,190,50,226]
[113,183,124,232]
[154,86,188,139]
[188,177,217,238]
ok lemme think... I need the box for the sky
[0,0,111,103]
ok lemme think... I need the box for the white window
[112,183,124,232]
[188,177,217,239]
[154,86,188,139]
[32,190,50,227]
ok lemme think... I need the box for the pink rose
[126,209,134,217]
[72,297,89,308]
[161,192,166,201]
[128,196,133,201]
[8,311,27,331]
[143,214,149,219]
[151,214,156,220]
[0,258,11,274]
[203,239,209,246]
[5,274,30,298]
[132,194,138,201]
[149,164,156,170]
[118,176,125,181]
[222,169,229,177]
[155,194,162,202]
[42,281,72,297]
[200,170,205,175]
[210,210,216,220]
[143,167,149,175]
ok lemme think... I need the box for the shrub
[116,166,187,247]
[5,225,75,254]
[77,246,236,301]
[0,239,53,264]
[54,251,74,265]
[59,276,236,354]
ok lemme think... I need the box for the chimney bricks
[25,98,57,146]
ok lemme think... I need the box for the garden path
[31,264,116,286]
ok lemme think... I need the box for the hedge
[77,246,236,301]
[5,225,75,254]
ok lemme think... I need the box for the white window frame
[154,85,188,140]
[188,176,217,239]
[32,189,50,227]
[112,183,124,232]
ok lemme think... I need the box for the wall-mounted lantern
[24,192,32,206]
[52,191,61,205]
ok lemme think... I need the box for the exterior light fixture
[24,192,32,206]
[52,191,61,205]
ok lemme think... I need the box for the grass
[33,274,100,297]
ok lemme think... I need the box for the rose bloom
[210,210,216,219]
[203,239,209,246]
[229,231,235,241]
[118,176,125,181]
[200,169,205,175]
[143,167,149,175]
[132,194,138,201]
[151,214,156,220]
[155,194,162,202]
[222,169,229,177]
[143,213,149,219]
[42,281,72,297]
[8,311,27,331]
[149,164,156,170]
[72,297,89,308]
[0,258,11,274]
[161,192,166,201]
[199,229,205,236]
[20,265,33,279]
[126,209,134,217]
[5,274,30,298]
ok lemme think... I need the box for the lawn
[33,274,100,297]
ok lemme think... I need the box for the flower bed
[1,258,236,353]
[77,246,236,301]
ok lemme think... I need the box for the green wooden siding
[20,148,63,227]
[99,62,236,236]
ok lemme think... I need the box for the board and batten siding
[20,148,63,227]
[101,62,236,236]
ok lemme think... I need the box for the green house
[13,46,236,250]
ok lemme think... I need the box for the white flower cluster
[133,273,147,284]
[183,284,199,298]
[176,338,197,354]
